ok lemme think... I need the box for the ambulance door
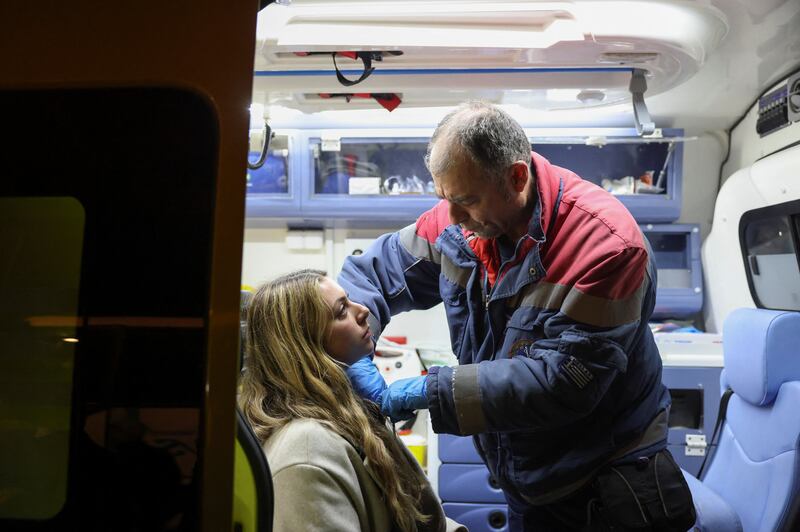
[0,2,257,531]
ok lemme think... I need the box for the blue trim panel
[439,464,507,503]
[439,434,483,464]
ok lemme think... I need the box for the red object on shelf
[317,92,402,112]
[383,336,407,344]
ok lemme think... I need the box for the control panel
[757,84,790,137]
[788,71,800,123]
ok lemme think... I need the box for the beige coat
[263,418,467,532]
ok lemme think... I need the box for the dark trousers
[507,449,696,532]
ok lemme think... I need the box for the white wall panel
[242,225,453,347]
[702,144,800,332]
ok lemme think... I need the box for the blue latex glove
[346,356,387,404]
[380,375,428,422]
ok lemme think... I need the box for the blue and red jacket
[339,152,670,505]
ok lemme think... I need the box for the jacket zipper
[482,264,491,311]
[485,258,513,311]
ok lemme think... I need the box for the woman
[240,269,465,532]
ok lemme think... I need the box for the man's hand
[346,356,387,404]
[380,376,428,422]
[347,357,429,422]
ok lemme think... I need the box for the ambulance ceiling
[252,0,800,131]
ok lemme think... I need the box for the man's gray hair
[425,101,532,185]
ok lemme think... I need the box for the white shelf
[655,332,724,367]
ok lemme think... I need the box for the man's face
[432,149,522,239]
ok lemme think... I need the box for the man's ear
[509,161,529,193]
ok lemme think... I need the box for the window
[740,199,800,311]
[0,88,217,530]
[0,198,84,519]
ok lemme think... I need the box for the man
[340,101,695,531]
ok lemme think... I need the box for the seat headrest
[723,308,800,406]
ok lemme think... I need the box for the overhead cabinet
[245,128,685,224]
[246,129,437,220]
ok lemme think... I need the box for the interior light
[273,6,585,50]
[62,337,79,343]
[577,90,606,104]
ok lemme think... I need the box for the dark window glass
[740,200,800,311]
[0,197,83,519]
[0,88,218,531]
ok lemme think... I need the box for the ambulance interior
[1,1,799,531]
[242,1,800,530]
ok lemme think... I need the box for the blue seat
[684,308,800,531]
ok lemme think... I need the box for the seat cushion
[723,309,800,406]
[682,470,742,532]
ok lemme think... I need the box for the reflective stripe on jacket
[338,151,670,503]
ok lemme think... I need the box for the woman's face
[319,277,374,365]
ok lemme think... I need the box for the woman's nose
[355,303,369,322]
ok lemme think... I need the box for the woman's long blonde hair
[239,269,427,531]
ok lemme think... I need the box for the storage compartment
[246,133,291,194]
[534,132,683,222]
[438,434,483,464]
[668,389,703,430]
[311,138,434,195]
[243,129,686,223]
[642,223,703,318]
[274,130,439,221]
[660,366,723,476]
[245,131,301,218]
[438,464,506,503]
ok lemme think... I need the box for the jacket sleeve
[428,244,653,435]
[338,218,444,336]
[271,464,362,532]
